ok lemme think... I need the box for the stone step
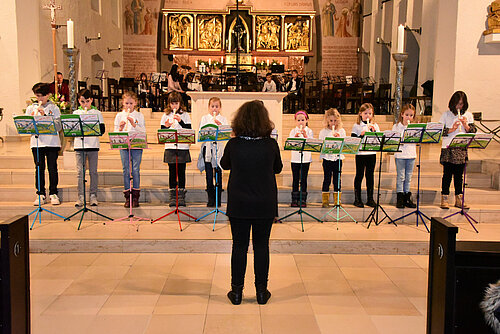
[2,185,498,206]
[3,202,498,226]
[0,168,492,189]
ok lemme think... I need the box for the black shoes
[405,192,417,208]
[227,285,243,305]
[396,192,405,208]
[256,289,272,305]
[366,198,377,207]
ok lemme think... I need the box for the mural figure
[142,7,153,35]
[351,0,362,37]
[335,7,351,37]
[256,16,280,50]
[131,0,145,34]
[322,0,336,37]
[124,5,134,35]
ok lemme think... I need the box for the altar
[187,91,288,145]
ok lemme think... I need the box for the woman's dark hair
[448,91,468,115]
[169,64,180,82]
[232,100,274,138]
[78,89,92,99]
[139,72,148,81]
[32,82,51,96]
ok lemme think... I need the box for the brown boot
[124,190,131,208]
[132,189,140,208]
[440,194,449,209]
[333,192,341,206]
[322,192,329,208]
[455,194,469,209]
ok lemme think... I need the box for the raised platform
[2,113,500,254]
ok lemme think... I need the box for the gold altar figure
[168,14,193,50]
[285,17,310,51]
[256,16,281,51]
[484,0,500,35]
[198,15,223,50]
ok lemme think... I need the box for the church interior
[1,0,500,333]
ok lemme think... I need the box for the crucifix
[43,0,62,97]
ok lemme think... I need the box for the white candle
[266,59,269,66]
[254,57,257,64]
[221,56,224,64]
[195,60,198,68]
[397,24,405,53]
[209,58,211,66]
[67,19,74,48]
[97,32,101,38]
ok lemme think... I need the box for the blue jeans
[120,149,143,190]
[395,158,415,193]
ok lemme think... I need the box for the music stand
[108,131,151,229]
[277,137,323,232]
[392,122,444,232]
[362,131,401,229]
[61,113,113,229]
[152,128,197,231]
[195,124,232,231]
[13,114,68,229]
[321,137,360,229]
[444,133,493,233]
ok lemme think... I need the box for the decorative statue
[199,16,222,50]
[484,0,500,35]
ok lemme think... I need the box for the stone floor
[31,252,428,334]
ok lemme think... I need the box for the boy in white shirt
[25,83,62,206]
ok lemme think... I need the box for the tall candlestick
[67,19,74,48]
[397,24,405,53]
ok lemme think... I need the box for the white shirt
[73,107,104,150]
[351,121,380,155]
[25,101,62,148]
[439,110,474,148]
[114,110,146,134]
[160,111,192,150]
[392,122,416,159]
[262,80,277,92]
[199,113,229,165]
[319,128,346,161]
[289,126,313,163]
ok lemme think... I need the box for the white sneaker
[50,194,61,205]
[75,195,84,207]
[90,194,98,206]
[33,195,46,206]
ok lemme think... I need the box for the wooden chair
[332,82,346,113]
[344,83,363,114]
[375,83,392,115]
[107,78,120,111]
[90,85,104,110]
[77,81,87,92]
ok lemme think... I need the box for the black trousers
[31,147,59,196]
[354,154,376,199]
[291,162,310,193]
[322,159,342,192]
[168,162,186,189]
[229,218,274,287]
[441,162,465,195]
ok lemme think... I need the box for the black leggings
[291,162,310,193]
[322,159,342,192]
[354,154,376,198]
[229,218,273,287]
[168,163,186,189]
[441,162,465,195]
